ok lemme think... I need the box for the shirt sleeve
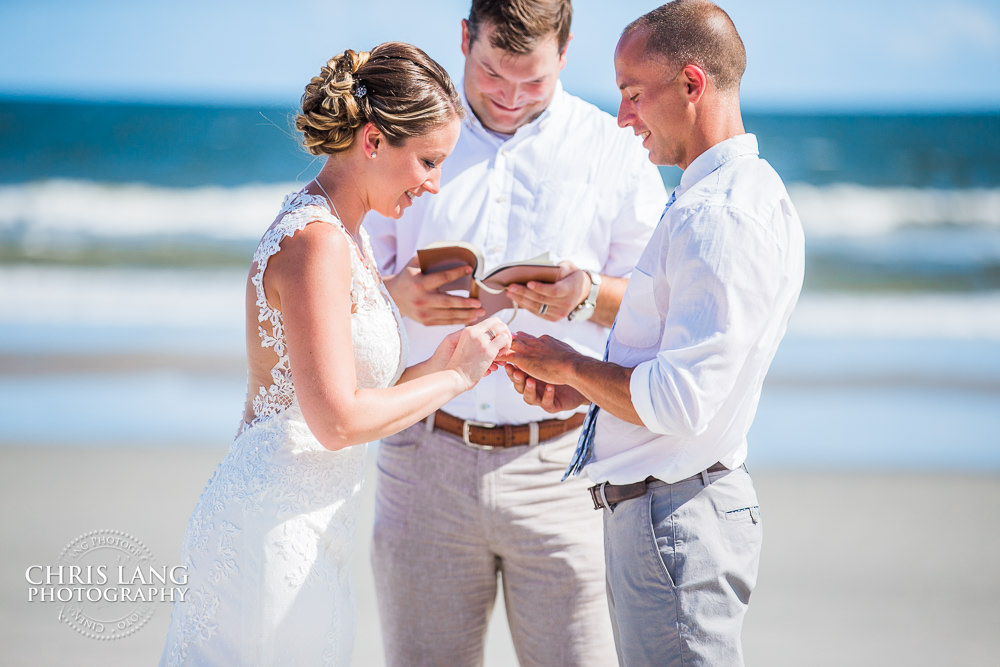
[630,202,786,437]
[603,141,668,278]
[365,212,398,275]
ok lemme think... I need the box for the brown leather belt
[431,410,586,449]
[589,463,731,510]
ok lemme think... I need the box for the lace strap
[241,192,352,433]
[250,192,359,324]
[241,190,397,435]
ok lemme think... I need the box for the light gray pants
[371,421,618,667]
[604,466,762,666]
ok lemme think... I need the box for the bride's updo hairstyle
[296,42,464,155]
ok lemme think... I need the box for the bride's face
[370,118,461,219]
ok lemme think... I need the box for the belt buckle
[589,482,611,511]
[462,419,497,449]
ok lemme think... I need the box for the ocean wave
[788,291,1000,339]
[0,179,292,243]
[0,265,246,356]
[3,265,999,342]
[788,184,1000,237]
[1,180,999,275]
[0,180,298,265]
[2,179,998,238]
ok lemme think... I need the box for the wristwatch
[568,270,601,322]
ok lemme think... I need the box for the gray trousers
[371,421,618,667]
[604,466,762,666]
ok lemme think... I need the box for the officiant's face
[461,21,567,135]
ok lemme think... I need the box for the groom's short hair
[466,0,573,55]
[625,0,746,93]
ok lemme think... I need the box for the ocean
[1,97,998,469]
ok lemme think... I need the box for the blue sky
[2,0,999,111]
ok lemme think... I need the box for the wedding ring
[538,303,549,316]
[486,327,498,341]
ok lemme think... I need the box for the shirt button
[479,403,491,410]
[495,195,506,203]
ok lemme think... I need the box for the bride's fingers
[475,317,512,350]
[488,333,512,356]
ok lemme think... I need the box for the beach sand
[2,445,998,666]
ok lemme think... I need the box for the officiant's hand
[505,260,590,322]
[385,255,486,325]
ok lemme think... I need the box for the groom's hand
[385,255,486,325]
[505,365,587,413]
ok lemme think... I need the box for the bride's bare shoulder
[263,220,353,294]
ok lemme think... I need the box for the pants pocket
[645,492,677,588]
[722,505,761,524]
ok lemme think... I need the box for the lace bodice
[239,190,408,436]
[161,189,407,666]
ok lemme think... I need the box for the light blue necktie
[563,190,677,481]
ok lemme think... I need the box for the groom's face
[461,20,567,135]
[614,29,692,169]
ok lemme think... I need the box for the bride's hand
[444,317,512,389]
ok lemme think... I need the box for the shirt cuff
[628,359,661,433]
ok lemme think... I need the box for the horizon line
[2,90,999,117]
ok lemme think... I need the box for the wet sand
[1,445,997,666]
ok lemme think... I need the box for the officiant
[363,1,665,665]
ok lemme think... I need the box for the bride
[160,42,511,666]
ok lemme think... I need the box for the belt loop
[528,422,539,446]
[426,411,436,433]
[599,482,613,513]
[700,469,710,486]
[503,425,514,448]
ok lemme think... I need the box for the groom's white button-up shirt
[368,82,666,425]
[586,134,805,484]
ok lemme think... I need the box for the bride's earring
[370,151,376,158]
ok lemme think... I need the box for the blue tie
[563,190,677,481]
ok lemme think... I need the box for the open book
[417,241,560,319]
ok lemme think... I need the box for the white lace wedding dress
[161,191,407,666]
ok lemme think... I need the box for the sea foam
[3,265,999,341]
[1,180,998,246]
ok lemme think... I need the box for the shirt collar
[677,133,759,194]
[460,79,565,143]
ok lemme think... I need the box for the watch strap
[568,270,601,321]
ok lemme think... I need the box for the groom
[505,1,805,664]
[365,0,665,664]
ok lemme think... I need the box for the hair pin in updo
[353,83,367,99]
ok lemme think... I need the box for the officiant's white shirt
[367,81,666,425]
